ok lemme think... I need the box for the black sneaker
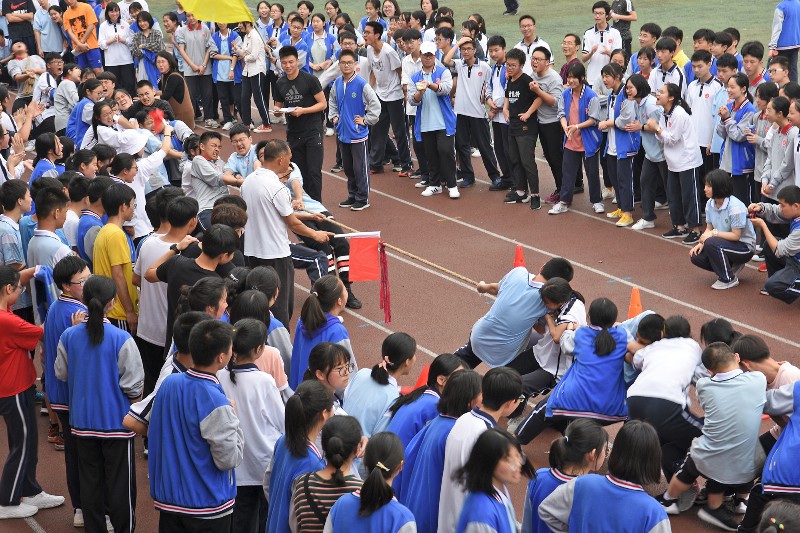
[339,198,356,208]
[370,166,385,174]
[662,226,689,239]
[502,9,518,15]
[698,505,739,531]
[504,191,530,204]
[350,201,370,211]
[682,231,701,245]
[530,195,541,210]
[574,184,584,193]
[345,286,362,309]
[392,164,402,172]
[330,164,343,173]
[489,180,505,191]
[655,494,680,515]
[459,179,475,188]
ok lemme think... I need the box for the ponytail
[300,275,344,335]
[371,332,416,385]
[228,318,268,385]
[588,297,618,356]
[359,432,404,516]
[176,277,228,317]
[320,416,362,486]
[82,275,116,346]
[548,419,609,471]
[387,353,462,416]
[284,380,333,457]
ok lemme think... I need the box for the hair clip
[311,291,318,297]
[564,435,569,443]
[770,518,785,530]
[375,461,391,472]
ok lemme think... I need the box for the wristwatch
[170,243,182,255]
[712,229,718,237]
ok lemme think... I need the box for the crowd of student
[0,0,800,532]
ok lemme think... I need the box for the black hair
[588,297,618,356]
[101,183,135,217]
[57,136,75,167]
[730,72,755,103]
[371,332,416,385]
[304,342,351,381]
[469,13,486,36]
[757,82,780,104]
[639,22,662,40]
[214,194,247,211]
[228,123,250,140]
[227,318,268,383]
[662,82,692,115]
[693,28,715,43]
[607,420,661,485]
[691,49,712,64]
[731,334,770,363]
[758,500,800,533]
[34,132,59,164]
[105,1,121,22]
[173,311,212,354]
[189,320,234,367]
[201,224,238,258]
[279,45,299,59]
[199,131,222,146]
[592,1,610,14]
[228,290,271,329]
[601,61,625,81]
[741,41,765,60]
[30,176,62,205]
[176,277,227,317]
[434,26,453,42]
[549,418,609,471]
[285,380,333,457]
[566,61,587,84]
[770,55,790,71]
[0,179,29,211]
[777,184,800,204]
[539,257,574,281]
[67,149,98,174]
[655,37,677,53]
[388,353,463,415]
[365,20,384,37]
[661,26,683,43]
[532,45,551,62]
[723,27,741,44]
[481,367,523,411]
[437,368,481,417]
[83,275,116,345]
[487,35,506,49]
[663,315,691,339]
[0,264,20,292]
[300,275,344,335]
[360,432,404,516]
[505,47,526,66]
[93,143,116,169]
[154,187,184,223]
[636,313,665,343]
[700,318,740,346]
[455,428,533,496]
[96,71,118,84]
[211,204,247,230]
[338,49,357,62]
[702,341,736,372]
[109,153,135,177]
[165,196,198,227]
[627,73,651,99]
[225,267,251,306]
[704,168,734,199]
[714,31,734,49]
[82,78,103,96]
[320,416,362,485]
[53,255,88,292]
[410,10,425,27]
[35,187,68,219]
[637,46,655,66]
[136,10,155,29]
[246,265,280,302]
[540,277,573,307]
[297,0,314,10]
[156,50,179,73]
[716,53,739,71]
[86,176,115,204]
[338,30,357,43]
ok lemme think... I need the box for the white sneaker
[74,508,84,527]
[326,127,335,137]
[471,147,480,158]
[654,201,669,210]
[601,187,615,199]
[0,502,38,519]
[22,491,65,509]
[548,202,569,215]
[448,186,460,198]
[221,121,233,131]
[592,202,605,213]
[612,195,617,204]
[106,514,113,531]
[421,185,442,197]
[414,180,429,188]
[711,278,740,290]
[631,219,655,230]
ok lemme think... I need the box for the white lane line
[321,169,800,350]
[25,517,47,533]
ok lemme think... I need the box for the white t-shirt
[514,37,553,75]
[627,337,707,408]
[582,25,623,84]
[240,168,293,259]
[98,21,134,66]
[62,209,79,248]
[367,44,404,101]
[32,71,58,122]
[401,53,422,116]
[132,234,171,347]
[452,59,491,118]
[533,297,587,380]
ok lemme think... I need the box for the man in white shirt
[30,51,60,135]
[649,37,687,97]
[514,15,552,75]
[7,41,46,111]
[685,49,724,176]
[400,29,427,182]
[582,1,623,85]
[240,139,331,328]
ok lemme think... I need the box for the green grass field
[149,0,775,70]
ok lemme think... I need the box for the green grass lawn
[148,0,774,70]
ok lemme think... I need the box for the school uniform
[752,203,800,303]
[395,414,456,533]
[606,86,640,213]
[557,85,603,205]
[290,313,353,389]
[582,24,623,85]
[648,62,687,98]
[400,52,427,180]
[488,61,512,187]
[539,474,671,533]
[533,67,566,195]
[522,468,576,533]
[75,209,103,269]
[65,96,94,146]
[769,0,800,82]
[55,321,144,533]
[126,354,187,428]
[265,438,325,533]
[325,491,416,533]
[718,99,758,204]
[684,56,718,85]
[209,30,243,126]
[691,196,757,283]
[385,388,440,448]
[26,229,72,324]
[344,368,400,437]
[636,94,669,222]
[367,43,412,173]
[514,37,553,76]
[685,75,725,179]
[457,488,517,533]
[149,369,244,532]
[762,123,798,200]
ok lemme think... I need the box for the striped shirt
[291,472,361,532]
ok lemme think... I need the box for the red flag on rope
[347,233,390,323]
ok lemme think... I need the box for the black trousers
[627,396,704,481]
[290,243,328,285]
[731,173,754,206]
[135,336,165,398]
[408,115,428,178]
[185,75,214,121]
[159,511,232,533]
[107,63,137,94]
[288,130,324,202]
[232,485,267,533]
[368,99,411,171]
[216,81,242,124]
[690,237,754,283]
[538,121,564,192]
[76,437,136,533]
[242,74,270,127]
[739,484,800,532]
[509,133,539,194]
[763,244,800,304]
[514,396,617,445]
[340,139,370,202]
[778,47,800,83]
[667,167,701,228]
[55,410,81,510]
[0,386,42,505]
[639,159,668,221]
[491,122,512,184]
[455,115,500,183]
[421,130,456,188]
[30,116,55,138]
[247,255,294,327]
[298,216,352,285]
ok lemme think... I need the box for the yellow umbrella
[178,0,254,24]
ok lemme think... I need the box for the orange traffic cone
[628,287,643,319]
[513,245,526,268]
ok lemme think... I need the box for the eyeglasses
[768,68,782,74]
[531,57,546,62]
[13,284,26,293]
[68,278,89,286]
[332,362,356,376]
[339,60,355,65]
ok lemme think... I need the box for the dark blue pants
[778,47,800,83]
[455,115,500,183]
[369,99,411,171]
[763,244,800,304]
[667,167,701,228]
[561,149,601,204]
[0,386,41,506]
[606,154,634,212]
[640,158,668,221]
[690,237,754,283]
[340,139,370,202]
